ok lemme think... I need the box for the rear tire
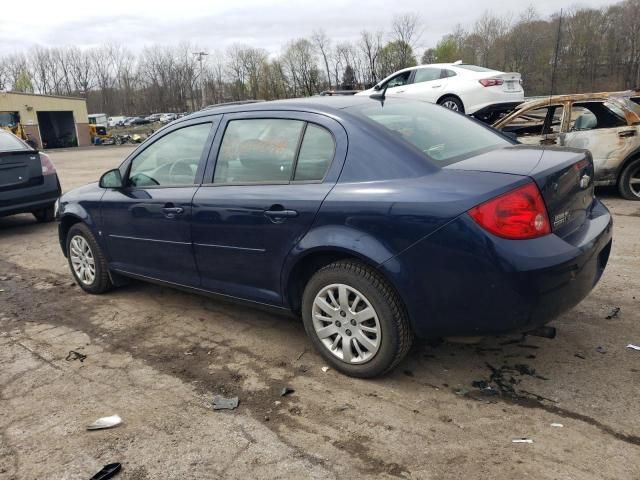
[33,205,55,223]
[618,157,640,200]
[301,260,413,378]
[66,223,113,294]
[438,96,465,114]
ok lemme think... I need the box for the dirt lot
[1,146,639,480]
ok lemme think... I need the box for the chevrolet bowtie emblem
[580,174,591,189]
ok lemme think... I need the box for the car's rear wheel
[618,157,640,200]
[66,223,113,294]
[438,96,465,113]
[32,205,55,223]
[301,260,413,378]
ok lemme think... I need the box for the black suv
[0,129,60,222]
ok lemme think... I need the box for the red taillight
[479,78,504,87]
[468,182,551,240]
[40,152,56,176]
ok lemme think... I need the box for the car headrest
[574,112,597,130]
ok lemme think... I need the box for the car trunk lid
[446,145,595,238]
[0,150,43,191]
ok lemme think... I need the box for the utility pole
[193,51,209,109]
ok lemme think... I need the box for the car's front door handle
[432,84,442,88]
[619,130,637,138]
[162,206,184,218]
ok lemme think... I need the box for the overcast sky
[0,0,619,56]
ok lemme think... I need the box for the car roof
[184,95,390,120]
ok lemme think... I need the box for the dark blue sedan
[57,97,612,377]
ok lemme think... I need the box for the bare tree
[312,30,333,90]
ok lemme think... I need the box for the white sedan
[356,61,524,120]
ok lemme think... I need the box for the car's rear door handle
[264,209,298,218]
[619,130,637,138]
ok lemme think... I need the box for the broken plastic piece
[89,463,121,480]
[512,438,533,443]
[627,344,640,351]
[596,346,607,354]
[66,350,87,362]
[280,387,295,397]
[321,366,330,373]
[550,423,564,427]
[87,415,122,431]
[212,395,239,410]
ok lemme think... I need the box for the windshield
[348,101,510,165]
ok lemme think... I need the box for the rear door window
[569,102,627,130]
[214,119,335,184]
[413,68,442,84]
[294,124,335,181]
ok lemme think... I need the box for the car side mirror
[374,84,381,91]
[99,168,124,189]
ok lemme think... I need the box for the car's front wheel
[66,223,113,294]
[618,157,640,200]
[302,260,413,378]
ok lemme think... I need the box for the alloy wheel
[441,100,459,111]
[312,283,381,364]
[69,235,96,285]
[629,164,640,198]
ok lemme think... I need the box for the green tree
[433,36,461,63]
[376,41,416,79]
[14,70,34,93]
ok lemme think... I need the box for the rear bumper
[383,199,613,337]
[0,174,61,217]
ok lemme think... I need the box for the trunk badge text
[554,211,570,228]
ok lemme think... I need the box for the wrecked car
[57,96,612,378]
[494,92,640,200]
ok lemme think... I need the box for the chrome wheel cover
[69,235,96,285]
[312,284,381,364]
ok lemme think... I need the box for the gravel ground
[0,146,638,479]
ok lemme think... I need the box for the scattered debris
[274,400,282,406]
[626,344,640,351]
[605,307,621,319]
[550,423,564,428]
[280,387,295,397]
[512,438,534,444]
[454,388,469,396]
[0,289,4,292]
[184,351,194,356]
[264,415,270,421]
[596,346,607,354]
[65,350,87,362]
[470,362,552,402]
[296,349,307,361]
[321,366,330,373]
[87,415,122,431]
[574,353,586,359]
[212,395,239,410]
[89,463,121,480]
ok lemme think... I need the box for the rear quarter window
[0,132,29,152]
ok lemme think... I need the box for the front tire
[66,223,113,294]
[301,260,413,378]
[438,95,465,113]
[618,157,640,200]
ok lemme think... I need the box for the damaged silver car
[494,92,640,200]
